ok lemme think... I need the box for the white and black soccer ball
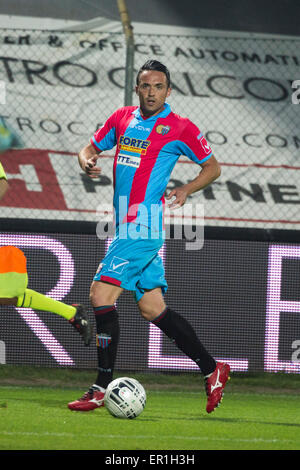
[104,377,146,419]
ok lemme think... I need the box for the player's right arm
[78,143,102,179]
[79,109,120,179]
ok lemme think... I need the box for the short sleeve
[91,111,119,152]
[178,120,213,164]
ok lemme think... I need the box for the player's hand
[166,187,189,209]
[84,155,101,178]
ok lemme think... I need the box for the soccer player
[68,60,230,413]
[0,122,92,346]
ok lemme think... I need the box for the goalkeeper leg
[0,246,91,345]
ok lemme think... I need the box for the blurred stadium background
[0,0,300,376]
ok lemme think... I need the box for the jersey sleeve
[90,110,119,152]
[178,119,213,164]
[0,162,7,180]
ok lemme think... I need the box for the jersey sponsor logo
[156,124,171,135]
[199,135,212,155]
[117,154,141,168]
[119,135,151,154]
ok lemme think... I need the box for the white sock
[92,384,106,393]
[205,372,213,379]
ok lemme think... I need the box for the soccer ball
[104,377,146,419]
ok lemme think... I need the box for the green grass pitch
[0,368,299,451]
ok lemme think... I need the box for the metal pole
[117,0,134,106]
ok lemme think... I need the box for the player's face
[136,70,171,117]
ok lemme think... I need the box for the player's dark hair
[136,60,171,88]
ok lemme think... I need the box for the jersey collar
[133,102,171,121]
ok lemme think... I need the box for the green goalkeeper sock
[16,288,76,320]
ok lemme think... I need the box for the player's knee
[140,309,153,321]
[89,289,111,307]
[89,281,121,308]
[139,307,160,322]
[89,289,98,307]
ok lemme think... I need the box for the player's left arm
[166,155,220,209]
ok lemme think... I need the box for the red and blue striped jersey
[91,103,212,231]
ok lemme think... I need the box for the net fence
[0,29,299,231]
[1,29,300,373]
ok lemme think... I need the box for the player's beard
[140,99,165,117]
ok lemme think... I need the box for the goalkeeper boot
[69,304,92,346]
[205,362,230,413]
